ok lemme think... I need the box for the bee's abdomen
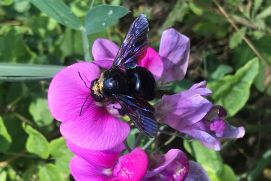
[127,66,156,101]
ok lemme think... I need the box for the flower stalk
[81,27,91,62]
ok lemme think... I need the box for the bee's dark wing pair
[112,14,149,69]
[112,15,157,137]
[117,95,158,137]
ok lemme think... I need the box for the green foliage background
[0,0,271,180]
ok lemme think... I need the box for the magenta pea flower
[48,62,130,150]
[144,149,209,181]
[156,81,245,150]
[67,141,148,181]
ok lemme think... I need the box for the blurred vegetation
[0,0,271,180]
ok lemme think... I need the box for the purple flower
[156,81,245,150]
[68,142,148,181]
[92,28,189,83]
[48,62,130,150]
[144,149,209,181]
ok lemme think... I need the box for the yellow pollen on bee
[92,75,104,96]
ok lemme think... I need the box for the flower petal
[48,62,100,122]
[145,149,189,181]
[93,58,114,70]
[138,47,164,80]
[159,28,190,83]
[60,106,130,150]
[92,38,119,61]
[156,89,212,129]
[185,161,210,181]
[190,81,212,96]
[181,128,221,151]
[221,122,245,139]
[67,141,124,168]
[113,148,148,181]
[70,156,108,181]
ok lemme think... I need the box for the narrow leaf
[85,5,129,35]
[0,63,64,81]
[256,5,271,19]
[30,0,82,30]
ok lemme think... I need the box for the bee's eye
[103,77,118,95]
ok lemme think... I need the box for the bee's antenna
[79,94,92,116]
[78,71,90,89]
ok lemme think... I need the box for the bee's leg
[79,94,92,116]
[78,71,90,89]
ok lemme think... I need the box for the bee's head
[90,76,105,102]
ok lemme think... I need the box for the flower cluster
[48,27,244,180]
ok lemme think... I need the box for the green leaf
[208,58,259,116]
[254,61,266,92]
[184,140,223,175]
[24,124,50,159]
[252,0,263,16]
[256,5,271,19]
[49,137,73,174]
[184,140,236,181]
[38,164,62,181]
[0,0,13,5]
[229,28,246,49]
[220,164,236,181]
[188,2,203,16]
[0,63,64,81]
[209,64,233,81]
[161,0,189,30]
[0,170,7,181]
[0,29,36,64]
[29,98,53,127]
[84,5,129,35]
[30,0,82,30]
[126,129,139,148]
[14,0,31,13]
[0,116,12,152]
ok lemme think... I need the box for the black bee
[84,14,157,137]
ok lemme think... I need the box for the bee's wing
[116,94,157,137]
[112,14,149,69]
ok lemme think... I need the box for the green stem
[81,28,91,62]
[90,0,95,9]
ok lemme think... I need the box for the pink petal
[159,28,190,83]
[60,106,130,150]
[113,148,148,181]
[138,47,164,80]
[48,62,100,122]
[70,156,108,181]
[146,149,189,180]
[185,161,210,181]
[67,141,124,168]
